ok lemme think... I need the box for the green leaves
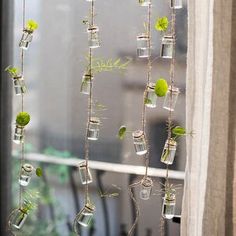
[26,19,38,32]
[172,126,186,137]
[87,56,131,74]
[36,167,43,177]
[155,17,169,32]
[118,126,127,140]
[144,98,152,105]
[5,65,19,77]
[155,78,168,97]
[16,112,30,126]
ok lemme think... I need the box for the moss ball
[16,112,30,126]
[155,78,168,97]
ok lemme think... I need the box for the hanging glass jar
[137,34,150,58]
[138,0,151,6]
[9,201,30,230]
[80,73,93,95]
[162,193,176,219]
[76,203,95,227]
[87,26,100,49]
[132,130,147,156]
[19,29,33,50]
[13,125,24,144]
[12,75,27,95]
[145,83,157,108]
[87,117,100,140]
[79,161,93,185]
[19,163,34,186]
[161,138,177,165]
[170,0,183,9]
[160,35,174,59]
[163,85,180,111]
[140,177,153,200]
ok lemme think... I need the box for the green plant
[36,167,43,177]
[118,126,127,140]
[5,65,20,77]
[171,125,194,140]
[16,112,31,127]
[155,17,169,32]
[155,78,168,97]
[26,20,38,32]
[144,98,152,105]
[86,56,131,74]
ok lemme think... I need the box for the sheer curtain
[181,0,235,235]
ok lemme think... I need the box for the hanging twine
[128,2,152,235]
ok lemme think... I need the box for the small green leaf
[118,125,126,140]
[155,17,169,32]
[16,112,30,126]
[155,78,168,97]
[172,126,186,137]
[144,98,152,104]
[26,19,38,31]
[36,167,43,177]
[5,65,19,77]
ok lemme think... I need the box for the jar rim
[22,163,34,172]
[148,82,155,89]
[90,117,100,124]
[141,177,153,187]
[87,26,99,31]
[137,34,149,39]
[132,130,144,138]
[166,138,177,146]
[168,85,180,93]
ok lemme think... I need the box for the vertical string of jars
[74,0,100,231]
[8,1,39,231]
[160,0,182,221]
[128,1,154,235]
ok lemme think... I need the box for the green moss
[155,17,169,32]
[5,65,19,77]
[118,126,126,140]
[26,20,38,32]
[16,112,30,126]
[155,78,168,97]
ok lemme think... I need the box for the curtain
[181,0,235,235]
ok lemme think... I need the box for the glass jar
[163,86,180,111]
[19,29,33,50]
[140,177,153,200]
[9,202,29,230]
[19,163,34,186]
[145,83,157,108]
[13,125,24,144]
[138,0,151,6]
[170,0,182,9]
[160,35,174,59]
[76,203,95,227]
[13,76,27,95]
[80,74,93,95]
[79,161,93,185]
[87,26,100,49]
[162,194,176,219]
[87,117,100,140]
[161,138,177,165]
[132,130,147,156]
[137,34,150,58]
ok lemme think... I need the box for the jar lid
[132,130,144,138]
[83,73,93,81]
[162,35,175,42]
[85,202,95,212]
[22,163,34,172]
[164,193,176,202]
[87,26,99,32]
[137,34,149,39]
[13,75,23,80]
[79,161,87,168]
[148,82,155,90]
[166,138,177,147]
[168,85,180,93]
[141,177,153,187]
[90,117,100,124]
